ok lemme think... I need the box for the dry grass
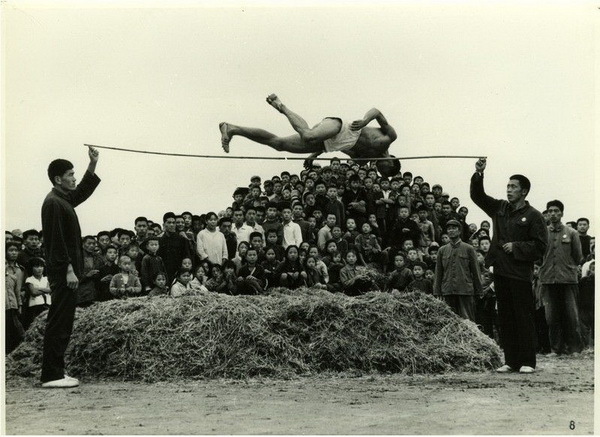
[6,289,502,381]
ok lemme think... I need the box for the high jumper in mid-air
[219,94,401,176]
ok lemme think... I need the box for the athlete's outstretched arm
[350,108,397,141]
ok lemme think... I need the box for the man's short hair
[265,228,278,236]
[23,229,41,240]
[97,230,110,239]
[218,217,232,226]
[330,157,341,163]
[47,159,73,184]
[280,171,290,177]
[442,201,452,207]
[348,174,361,184]
[509,174,531,194]
[249,231,263,241]
[376,156,401,178]
[577,218,590,225]
[479,235,491,243]
[546,200,564,212]
[163,212,176,223]
[402,171,413,178]
[135,216,148,225]
[82,235,96,243]
[118,229,133,239]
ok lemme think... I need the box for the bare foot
[219,122,231,153]
[266,94,284,112]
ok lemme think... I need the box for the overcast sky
[3,1,597,237]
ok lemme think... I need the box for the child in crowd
[305,256,328,289]
[97,245,120,301]
[478,235,491,256]
[355,222,383,268]
[277,245,307,290]
[140,237,167,294]
[190,265,209,293]
[407,261,433,294]
[424,269,435,281]
[170,268,194,297]
[477,268,498,342]
[339,250,375,296]
[344,218,360,251]
[322,240,339,266]
[307,245,329,284]
[222,260,238,295]
[264,229,285,261]
[205,264,228,293]
[249,232,266,262]
[109,255,142,299]
[23,257,51,329]
[147,272,168,297]
[387,252,413,292]
[326,251,345,293]
[331,225,349,257]
[125,241,143,275]
[261,247,281,288]
[233,241,250,273]
[236,248,266,295]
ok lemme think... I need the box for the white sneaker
[64,374,79,384]
[519,366,535,374]
[496,364,514,373]
[41,377,80,388]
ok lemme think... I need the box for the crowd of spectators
[5,157,595,356]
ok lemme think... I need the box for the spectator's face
[358,169,367,179]
[267,233,278,245]
[282,189,291,200]
[175,218,185,231]
[179,272,192,285]
[308,247,319,258]
[425,270,434,280]
[479,240,490,252]
[432,187,442,196]
[476,252,485,264]
[24,235,40,250]
[147,240,159,254]
[332,227,342,239]
[266,207,277,219]
[577,221,590,234]
[97,235,110,248]
[421,184,430,195]
[246,250,258,264]
[164,218,176,233]
[394,256,405,268]
[350,180,360,190]
[6,246,19,262]
[451,198,460,209]
[391,181,400,191]
[327,242,338,254]
[256,210,265,224]
[286,247,299,262]
[442,205,452,216]
[413,266,424,277]
[346,252,357,265]
[418,210,428,221]
[219,221,232,234]
[447,225,461,239]
[331,161,340,171]
[434,203,442,213]
[153,225,162,235]
[119,257,132,272]
[327,187,337,199]
[282,209,292,222]
[381,181,390,191]
[233,211,244,225]
[281,174,290,184]
[458,208,468,219]
[106,248,118,263]
[424,194,435,206]
[293,205,303,219]
[119,235,131,247]
[506,179,527,204]
[429,251,438,262]
[135,221,148,236]
[361,223,371,234]
[305,195,315,206]
[155,275,167,288]
[468,223,478,234]
[402,240,414,251]
[547,206,563,224]
[251,188,261,198]
[481,221,491,231]
[181,258,192,270]
[234,194,244,203]
[305,179,314,190]
[251,237,262,251]
[274,183,282,194]
[364,178,373,189]
[470,238,479,249]
[265,249,276,261]
[83,238,97,253]
[407,250,418,261]
[308,217,316,228]
[337,187,344,197]
[441,234,450,244]
[127,247,139,259]
[326,215,337,227]
[245,210,257,224]
[183,214,192,227]
[206,215,218,230]
[398,208,409,219]
[346,219,356,231]
[414,177,424,185]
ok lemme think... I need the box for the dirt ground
[4,350,594,435]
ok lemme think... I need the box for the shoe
[496,364,514,373]
[64,374,79,384]
[519,366,535,374]
[41,377,80,388]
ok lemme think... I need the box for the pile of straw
[7,290,501,381]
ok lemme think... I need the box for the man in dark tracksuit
[470,158,547,374]
[40,147,101,388]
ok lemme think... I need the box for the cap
[251,175,261,182]
[432,184,442,189]
[446,219,462,229]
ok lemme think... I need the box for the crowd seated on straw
[5,157,595,354]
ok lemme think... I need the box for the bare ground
[4,350,594,435]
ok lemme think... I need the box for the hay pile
[6,289,501,381]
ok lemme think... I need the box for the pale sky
[2,1,597,236]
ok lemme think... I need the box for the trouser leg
[40,273,77,383]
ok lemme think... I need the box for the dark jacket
[41,170,101,277]
[470,172,547,281]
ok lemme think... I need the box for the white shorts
[323,120,361,153]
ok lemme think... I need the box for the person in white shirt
[24,257,51,329]
[281,205,303,248]
[196,212,228,266]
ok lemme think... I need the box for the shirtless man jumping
[219,94,401,176]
